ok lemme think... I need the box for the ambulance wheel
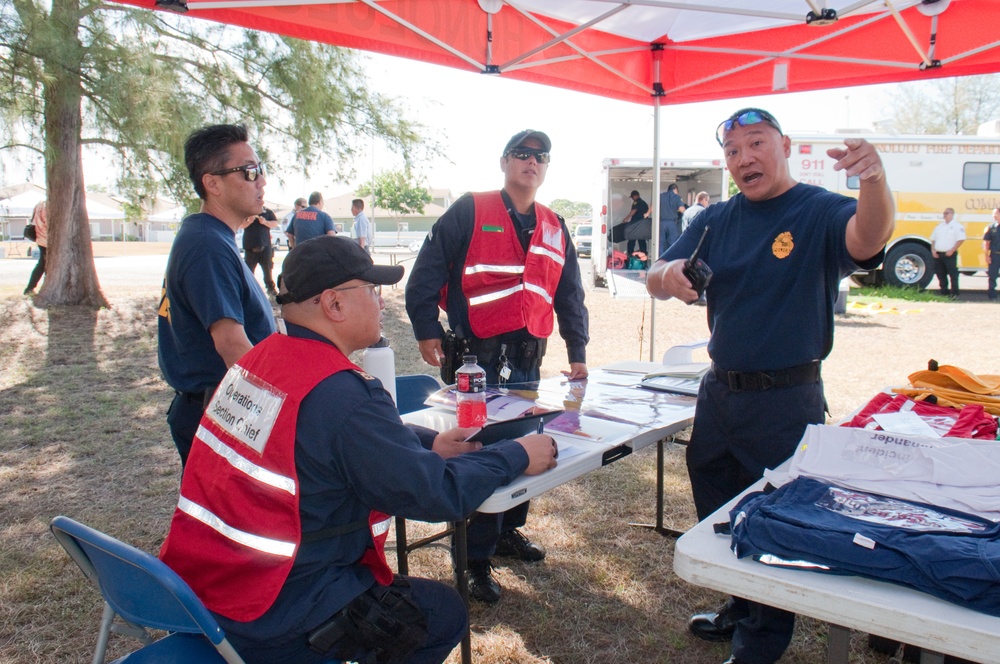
[883,242,933,289]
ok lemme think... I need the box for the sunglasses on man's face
[210,162,267,182]
[506,148,550,164]
[716,110,782,146]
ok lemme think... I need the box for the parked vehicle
[271,226,288,248]
[573,224,593,257]
[593,158,729,289]
[788,132,1000,288]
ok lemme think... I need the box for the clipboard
[466,410,564,445]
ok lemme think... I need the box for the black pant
[626,238,647,257]
[244,245,275,292]
[166,391,207,467]
[227,577,466,664]
[688,371,826,664]
[988,254,999,298]
[465,360,540,559]
[26,245,46,292]
[933,252,959,295]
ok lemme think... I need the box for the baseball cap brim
[358,263,404,286]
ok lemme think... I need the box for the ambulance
[789,132,1000,288]
[592,158,730,293]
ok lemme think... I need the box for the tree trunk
[34,0,109,309]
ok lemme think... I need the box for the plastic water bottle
[455,354,487,428]
[362,336,396,404]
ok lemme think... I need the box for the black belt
[177,387,216,409]
[466,336,547,372]
[712,361,820,392]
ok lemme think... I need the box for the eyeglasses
[505,148,550,164]
[332,283,382,297]
[716,109,782,146]
[210,162,267,181]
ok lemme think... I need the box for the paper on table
[643,362,710,380]
[552,440,587,463]
[600,360,667,375]
[871,411,941,438]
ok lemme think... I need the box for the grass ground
[1,262,996,663]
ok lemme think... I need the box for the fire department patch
[354,370,376,381]
[772,231,794,259]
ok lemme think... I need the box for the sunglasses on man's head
[716,109,782,146]
[505,148,550,164]
[210,162,267,181]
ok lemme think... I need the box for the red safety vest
[160,334,392,622]
[460,192,565,339]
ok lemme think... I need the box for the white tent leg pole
[649,48,663,362]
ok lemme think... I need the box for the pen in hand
[537,418,559,459]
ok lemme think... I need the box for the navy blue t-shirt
[287,206,335,244]
[663,183,881,371]
[630,196,649,219]
[158,213,275,393]
[660,190,684,222]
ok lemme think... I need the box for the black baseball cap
[503,129,552,155]
[276,236,403,304]
[630,190,640,197]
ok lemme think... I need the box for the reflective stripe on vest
[465,264,524,275]
[177,495,296,558]
[196,424,296,495]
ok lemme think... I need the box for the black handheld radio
[681,225,713,301]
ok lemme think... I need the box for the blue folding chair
[392,373,456,575]
[50,516,246,664]
[395,373,442,415]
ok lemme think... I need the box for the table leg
[826,623,850,664]
[453,519,472,664]
[395,516,409,575]
[630,436,688,538]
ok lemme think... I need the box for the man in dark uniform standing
[242,206,278,297]
[287,191,336,248]
[659,182,686,251]
[622,189,649,258]
[984,207,1000,301]
[647,108,894,664]
[405,129,589,604]
[158,124,276,467]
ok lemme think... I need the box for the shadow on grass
[0,294,180,662]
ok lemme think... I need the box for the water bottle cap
[369,336,390,348]
[463,354,477,363]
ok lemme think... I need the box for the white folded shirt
[768,424,1000,521]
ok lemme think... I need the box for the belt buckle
[758,372,774,391]
[726,371,744,392]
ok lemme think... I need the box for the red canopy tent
[110,0,1000,356]
[112,0,1000,105]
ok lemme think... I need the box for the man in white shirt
[929,207,965,297]
[681,191,710,233]
[352,198,374,253]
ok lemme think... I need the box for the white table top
[402,368,696,513]
[673,468,1000,664]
